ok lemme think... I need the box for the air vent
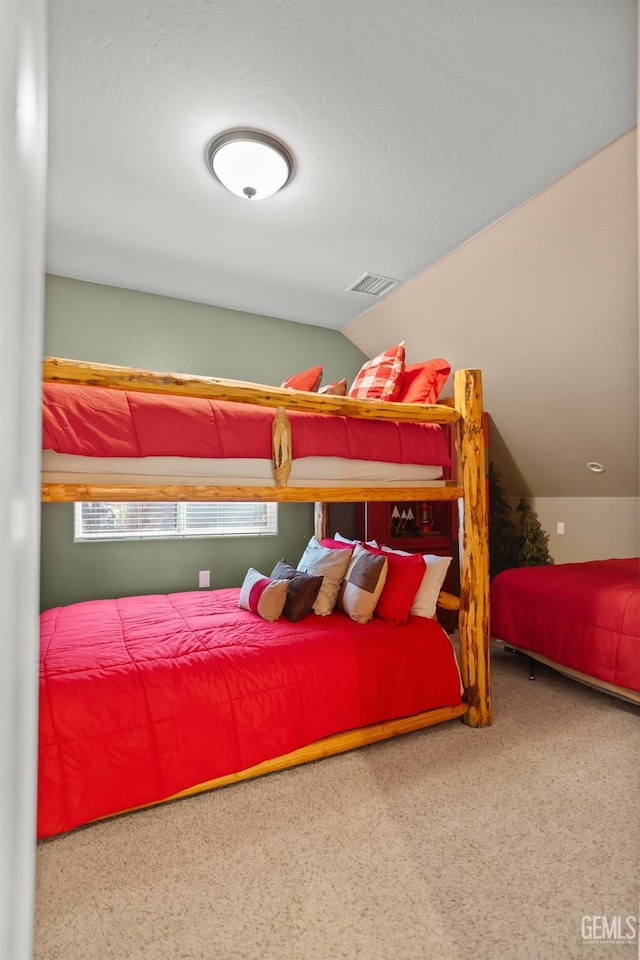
[346,273,401,297]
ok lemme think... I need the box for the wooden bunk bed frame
[41,357,491,814]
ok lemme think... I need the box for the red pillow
[281,365,323,392]
[396,358,451,404]
[365,546,426,625]
[320,537,355,551]
[348,343,405,401]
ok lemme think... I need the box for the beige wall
[343,130,639,507]
[511,498,639,564]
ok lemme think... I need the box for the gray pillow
[270,560,323,622]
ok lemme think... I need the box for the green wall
[41,276,367,610]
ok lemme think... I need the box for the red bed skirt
[38,589,462,838]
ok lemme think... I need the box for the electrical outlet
[198,570,210,589]
[556,522,565,535]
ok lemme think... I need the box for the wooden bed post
[314,502,328,541]
[454,369,492,727]
[272,406,292,486]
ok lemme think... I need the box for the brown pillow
[318,378,347,396]
[270,560,323,622]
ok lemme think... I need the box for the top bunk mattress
[42,382,451,487]
[41,451,445,487]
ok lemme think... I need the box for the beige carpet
[34,643,640,960]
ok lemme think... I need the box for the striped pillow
[238,568,289,621]
[348,343,405,401]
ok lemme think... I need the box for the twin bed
[491,558,640,705]
[39,357,490,839]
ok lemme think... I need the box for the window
[74,502,278,542]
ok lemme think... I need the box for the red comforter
[42,383,451,465]
[38,589,462,838]
[491,559,640,693]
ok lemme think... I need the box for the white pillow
[380,546,452,619]
[297,536,353,616]
[333,531,379,548]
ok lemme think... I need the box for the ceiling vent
[346,273,401,297]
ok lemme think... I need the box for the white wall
[512,497,639,564]
[0,2,47,958]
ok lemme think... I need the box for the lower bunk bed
[39,586,465,839]
[491,558,640,705]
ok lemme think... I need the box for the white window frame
[74,501,278,542]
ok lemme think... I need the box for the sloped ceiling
[46,1,639,500]
[345,131,639,499]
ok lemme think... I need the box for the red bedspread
[42,383,451,466]
[38,589,462,838]
[491,559,640,693]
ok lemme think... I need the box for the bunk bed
[39,357,491,839]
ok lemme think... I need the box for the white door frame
[0,1,47,957]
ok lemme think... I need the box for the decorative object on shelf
[359,501,451,559]
[405,506,414,531]
[388,501,442,538]
[416,500,434,534]
[391,504,420,537]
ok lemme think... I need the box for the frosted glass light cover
[211,137,291,199]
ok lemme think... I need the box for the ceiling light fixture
[587,461,605,473]
[205,129,293,200]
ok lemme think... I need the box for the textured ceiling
[46,0,637,330]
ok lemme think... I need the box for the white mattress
[42,451,445,488]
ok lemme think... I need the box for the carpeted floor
[34,642,640,960]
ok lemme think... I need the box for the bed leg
[505,646,536,680]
